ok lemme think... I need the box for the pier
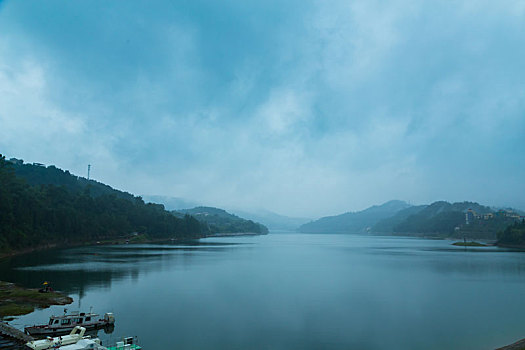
[0,321,34,344]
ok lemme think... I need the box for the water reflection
[0,241,244,295]
[1,234,525,350]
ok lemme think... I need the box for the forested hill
[372,201,523,239]
[0,155,205,254]
[298,200,412,233]
[175,207,269,235]
[498,220,525,246]
[10,158,135,201]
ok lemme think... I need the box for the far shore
[203,232,266,238]
[0,231,267,261]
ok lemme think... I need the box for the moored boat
[26,326,88,350]
[106,337,141,350]
[24,309,115,336]
[30,335,141,350]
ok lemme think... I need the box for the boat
[25,309,115,336]
[29,335,141,350]
[26,326,89,349]
[50,338,104,350]
[106,337,141,350]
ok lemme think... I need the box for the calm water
[2,233,525,349]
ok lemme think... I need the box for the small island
[0,281,73,318]
[452,241,487,247]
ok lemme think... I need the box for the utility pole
[87,164,91,180]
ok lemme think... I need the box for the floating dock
[0,321,34,343]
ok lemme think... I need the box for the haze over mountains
[142,195,311,231]
[299,200,411,233]
[175,207,268,235]
[300,200,524,240]
[142,195,201,211]
[230,209,311,231]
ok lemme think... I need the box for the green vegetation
[371,201,521,240]
[0,155,205,254]
[457,214,517,240]
[394,209,465,236]
[452,241,487,247]
[0,303,34,317]
[298,200,522,239]
[12,160,136,201]
[497,220,525,246]
[0,281,73,317]
[371,205,426,233]
[390,201,489,236]
[176,207,269,235]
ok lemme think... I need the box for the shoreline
[496,337,525,350]
[0,281,73,319]
[203,232,267,238]
[0,231,268,260]
[494,243,525,250]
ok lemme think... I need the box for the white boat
[25,309,115,336]
[26,326,89,350]
[26,327,141,350]
[60,337,141,350]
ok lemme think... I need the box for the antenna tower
[87,164,91,180]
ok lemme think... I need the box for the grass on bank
[0,281,73,318]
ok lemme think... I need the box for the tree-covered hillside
[11,158,135,201]
[497,220,525,246]
[371,205,427,233]
[298,200,412,233]
[0,155,204,253]
[373,201,520,239]
[176,207,269,235]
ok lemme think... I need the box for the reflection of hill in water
[0,241,245,295]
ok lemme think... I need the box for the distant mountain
[142,195,200,211]
[373,201,522,239]
[175,206,269,235]
[371,205,427,233]
[231,209,311,231]
[298,200,412,233]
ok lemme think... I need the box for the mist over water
[3,234,525,349]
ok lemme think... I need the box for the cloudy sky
[1,0,524,217]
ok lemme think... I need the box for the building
[465,208,476,225]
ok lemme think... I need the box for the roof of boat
[50,312,99,319]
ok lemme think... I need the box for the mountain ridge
[298,200,412,233]
[175,206,269,235]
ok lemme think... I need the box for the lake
[2,233,525,349]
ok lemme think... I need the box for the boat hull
[25,322,112,337]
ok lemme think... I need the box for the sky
[0,0,524,218]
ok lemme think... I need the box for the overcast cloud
[0,0,524,217]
